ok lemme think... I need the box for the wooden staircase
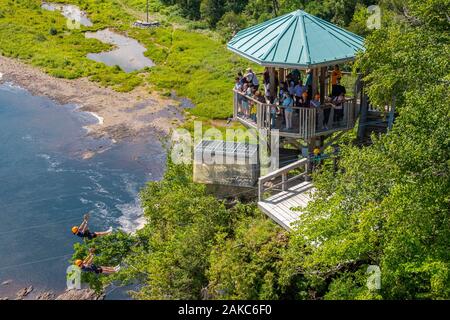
[258,158,315,231]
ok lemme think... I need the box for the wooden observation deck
[223,10,391,230]
[258,158,315,230]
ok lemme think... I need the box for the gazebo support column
[279,67,285,83]
[269,67,276,99]
[311,68,319,96]
[319,67,327,103]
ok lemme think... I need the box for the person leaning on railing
[310,93,321,130]
[282,93,294,130]
[244,67,259,90]
[270,100,278,129]
[235,72,247,116]
[240,83,251,118]
[331,80,346,123]
[251,90,265,122]
[278,82,288,126]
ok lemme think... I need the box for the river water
[0,83,166,299]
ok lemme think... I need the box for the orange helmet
[71,226,79,234]
[313,148,321,156]
[74,259,83,267]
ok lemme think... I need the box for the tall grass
[0,0,255,119]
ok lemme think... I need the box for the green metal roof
[227,10,365,69]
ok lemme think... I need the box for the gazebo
[228,9,364,100]
[226,10,369,230]
[227,10,364,146]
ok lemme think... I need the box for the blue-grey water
[0,83,166,299]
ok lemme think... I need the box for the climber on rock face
[74,249,120,275]
[71,214,112,240]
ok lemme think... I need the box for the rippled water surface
[0,83,165,298]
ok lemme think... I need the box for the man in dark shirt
[331,79,346,97]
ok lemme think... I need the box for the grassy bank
[0,0,252,119]
[0,0,145,91]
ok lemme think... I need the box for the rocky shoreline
[0,56,183,145]
[0,285,104,300]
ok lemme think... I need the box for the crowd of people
[234,65,348,131]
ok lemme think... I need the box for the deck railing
[258,158,308,201]
[233,90,358,139]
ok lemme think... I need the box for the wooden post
[357,82,368,141]
[319,67,327,104]
[305,138,315,181]
[233,90,238,119]
[269,67,276,99]
[279,68,285,82]
[388,95,396,130]
[282,173,286,191]
[311,68,318,96]
[258,178,264,201]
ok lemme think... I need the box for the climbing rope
[0,253,73,272]
[0,216,82,236]
[1,192,91,210]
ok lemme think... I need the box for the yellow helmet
[71,226,79,234]
[74,259,83,267]
[313,148,321,156]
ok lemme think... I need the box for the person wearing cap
[74,248,120,274]
[71,214,112,240]
[245,68,259,90]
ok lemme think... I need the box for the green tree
[207,215,302,299]
[216,11,247,39]
[281,0,450,299]
[99,161,261,299]
[201,0,226,27]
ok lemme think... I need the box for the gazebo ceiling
[227,10,365,69]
